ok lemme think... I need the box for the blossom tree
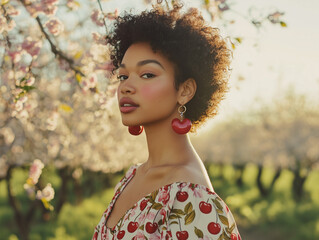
[193,89,319,198]
[0,0,286,239]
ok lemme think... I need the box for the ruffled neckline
[104,164,215,231]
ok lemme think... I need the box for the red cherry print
[176,191,188,202]
[140,199,148,211]
[199,201,212,214]
[171,118,191,134]
[208,222,221,235]
[127,221,139,233]
[165,230,172,240]
[231,233,238,240]
[145,222,158,234]
[238,233,241,240]
[92,232,98,240]
[117,230,125,239]
[226,205,229,212]
[176,230,189,240]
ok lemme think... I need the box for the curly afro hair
[107,4,232,131]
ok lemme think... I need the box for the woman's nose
[120,77,136,94]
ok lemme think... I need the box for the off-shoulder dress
[92,165,241,240]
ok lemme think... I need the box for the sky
[100,0,319,130]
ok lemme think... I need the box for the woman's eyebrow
[119,59,165,70]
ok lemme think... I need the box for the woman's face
[117,42,179,127]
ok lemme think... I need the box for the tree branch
[34,16,85,77]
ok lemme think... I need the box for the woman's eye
[141,73,155,79]
[117,75,128,81]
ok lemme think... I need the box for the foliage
[1,164,319,240]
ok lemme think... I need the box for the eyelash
[117,73,156,81]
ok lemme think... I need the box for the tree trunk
[74,178,83,205]
[55,167,70,215]
[269,167,282,192]
[292,169,308,202]
[256,165,268,197]
[256,165,282,197]
[6,166,29,240]
[234,164,245,187]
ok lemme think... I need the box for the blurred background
[0,0,318,239]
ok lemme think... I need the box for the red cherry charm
[117,230,125,239]
[231,233,238,240]
[127,221,139,233]
[140,199,148,211]
[208,222,221,235]
[199,201,212,214]
[145,222,158,234]
[176,191,188,202]
[176,230,189,240]
[128,125,143,135]
[171,118,191,134]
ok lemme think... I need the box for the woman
[93,3,241,240]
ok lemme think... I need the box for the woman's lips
[119,98,139,113]
[120,105,138,113]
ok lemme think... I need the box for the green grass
[0,164,318,240]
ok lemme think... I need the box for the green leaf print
[219,214,229,226]
[169,214,181,220]
[194,226,204,238]
[171,208,185,215]
[212,198,223,210]
[184,210,195,225]
[184,202,193,214]
[152,203,163,210]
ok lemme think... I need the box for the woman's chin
[121,120,141,127]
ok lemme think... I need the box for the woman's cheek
[140,81,175,100]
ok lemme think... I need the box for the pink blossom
[8,50,22,64]
[36,183,55,201]
[7,8,21,16]
[45,17,64,36]
[0,16,6,34]
[192,187,203,198]
[146,211,156,220]
[26,77,35,86]
[137,211,147,222]
[268,11,284,24]
[66,0,80,10]
[46,111,59,131]
[14,100,24,112]
[26,0,59,17]
[148,234,161,240]
[95,62,114,72]
[158,188,170,205]
[92,32,108,45]
[91,9,105,27]
[132,230,146,240]
[22,37,42,58]
[105,9,118,20]
[29,159,44,184]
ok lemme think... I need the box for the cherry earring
[171,105,192,134]
[128,125,143,135]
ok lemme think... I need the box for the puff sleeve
[166,183,241,240]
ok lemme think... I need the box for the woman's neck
[142,119,197,171]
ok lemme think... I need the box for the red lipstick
[119,97,139,113]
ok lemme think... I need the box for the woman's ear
[177,78,197,105]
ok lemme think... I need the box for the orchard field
[0,163,318,240]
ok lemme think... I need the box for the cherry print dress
[92,165,241,240]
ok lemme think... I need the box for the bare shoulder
[167,161,212,189]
